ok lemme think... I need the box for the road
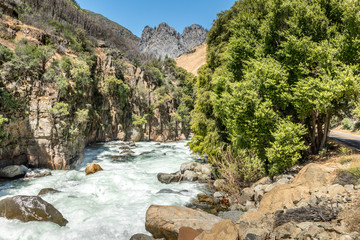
[329,130,360,151]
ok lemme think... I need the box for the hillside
[175,43,207,76]
[138,23,207,59]
[0,7,196,169]
[84,10,140,43]
[4,0,140,59]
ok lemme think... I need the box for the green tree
[191,0,360,174]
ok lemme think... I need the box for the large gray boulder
[0,195,68,226]
[157,172,181,184]
[0,165,28,178]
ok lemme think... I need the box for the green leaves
[191,0,360,175]
[266,119,307,176]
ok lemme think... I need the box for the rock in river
[38,188,61,196]
[145,205,223,240]
[157,172,181,184]
[0,165,28,179]
[85,163,103,175]
[25,169,51,178]
[0,195,68,226]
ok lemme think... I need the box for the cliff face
[138,23,207,59]
[0,16,193,170]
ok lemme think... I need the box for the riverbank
[141,145,360,240]
[0,141,206,239]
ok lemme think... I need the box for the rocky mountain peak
[138,23,207,59]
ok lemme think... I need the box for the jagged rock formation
[138,23,207,59]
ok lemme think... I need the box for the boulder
[180,162,200,173]
[129,234,154,240]
[194,219,238,240]
[0,195,68,226]
[85,163,103,175]
[157,172,181,184]
[217,210,244,223]
[183,170,198,181]
[38,188,60,196]
[25,169,51,178]
[239,188,255,205]
[273,222,300,239]
[0,165,28,178]
[236,164,339,239]
[145,205,223,240]
[178,227,204,240]
[327,184,345,197]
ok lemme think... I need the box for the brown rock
[178,227,204,240]
[145,205,223,240]
[236,163,338,239]
[194,219,238,240]
[38,188,60,196]
[0,195,68,226]
[85,163,103,175]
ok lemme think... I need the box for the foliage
[339,146,351,156]
[190,0,360,175]
[0,90,21,113]
[74,108,89,125]
[2,39,55,79]
[132,115,147,127]
[214,149,265,198]
[103,76,130,108]
[49,102,69,118]
[266,120,307,176]
[0,114,8,143]
[0,45,14,65]
[341,118,355,131]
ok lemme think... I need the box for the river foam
[0,141,206,240]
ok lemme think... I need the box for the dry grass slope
[175,43,207,76]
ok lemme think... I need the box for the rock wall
[138,23,207,59]
[0,17,190,170]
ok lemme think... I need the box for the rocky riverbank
[137,159,360,240]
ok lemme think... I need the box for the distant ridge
[84,10,140,43]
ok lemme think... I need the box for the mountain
[175,43,207,76]
[138,23,207,59]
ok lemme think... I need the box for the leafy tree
[191,0,360,174]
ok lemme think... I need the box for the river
[0,141,207,240]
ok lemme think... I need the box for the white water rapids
[0,141,207,240]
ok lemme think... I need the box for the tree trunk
[320,114,330,150]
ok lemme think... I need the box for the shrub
[75,108,89,125]
[132,115,147,128]
[266,120,307,176]
[341,118,355,131]
[0,45,14,65]
[339,146,351,156]
[0,114,8,143]
[214,149,265,200]
[49,102,69,118]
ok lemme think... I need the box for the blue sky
[76,0,236,37]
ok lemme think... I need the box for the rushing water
[0,141,207,240]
